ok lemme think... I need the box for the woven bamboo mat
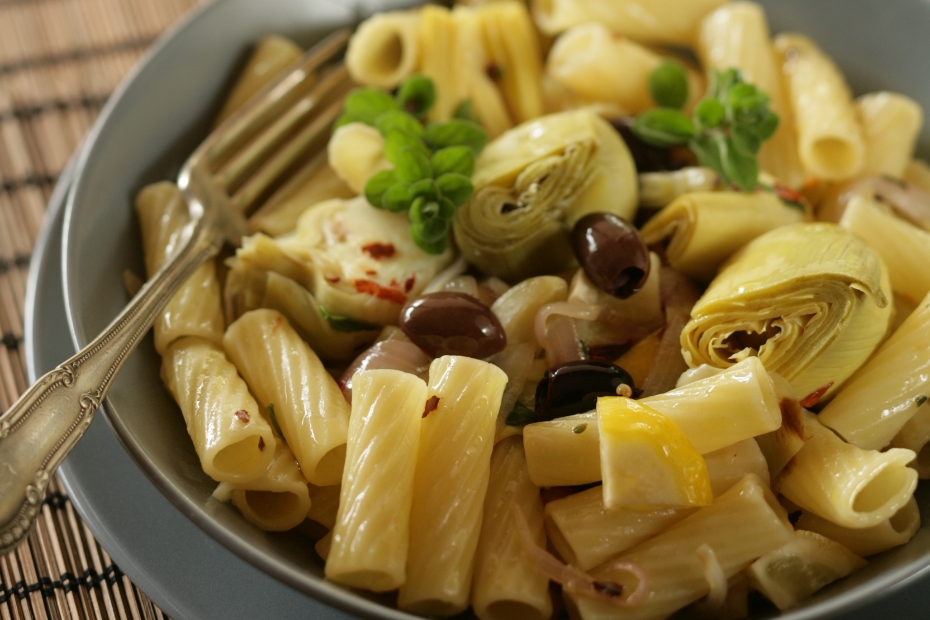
[0,1,204,618]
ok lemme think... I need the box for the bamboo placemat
[0,1,203,618]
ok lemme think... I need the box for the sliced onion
[535,302,602,367]
[513,506,649,607]
[486,342,537,441]
[641,306,691,397]
[339,340,432,401]
[422,255,469,294]
[689,544,728,619]
[659,265,702,310]
[442,275,479,297]
[477,276,510,307]
[821,176,930,231]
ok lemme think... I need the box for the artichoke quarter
[452,109,637,282]
[680,223,892,404]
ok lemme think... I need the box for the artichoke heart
[681,223,892,403]
[453,109,637,282]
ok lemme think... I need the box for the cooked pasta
[223,309,350,486]
[489,276,568,345]
[215,35,302,125]
[480,2,545,124]
[345,11,420,88]
[889,400,930,478]
[794,497,921,557]
[856,92,923,179]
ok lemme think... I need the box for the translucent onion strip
[339,340,432,401]
[535,301,601,367]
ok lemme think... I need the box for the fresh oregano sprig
[336,76,488,254]
[632,68,779,192]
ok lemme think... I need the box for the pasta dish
[129,1,930,618]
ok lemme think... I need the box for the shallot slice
[513,506,649,607]
[339,340,432,401]
[822,176,930,230]
[535,302,602,367]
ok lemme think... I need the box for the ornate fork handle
[0,215,221,554]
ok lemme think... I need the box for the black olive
[572,212,651,299]
[535,360,635,422]
[399,292,507,358]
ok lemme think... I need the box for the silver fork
[0,29,354,554]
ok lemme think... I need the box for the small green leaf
[708,68,742,101]
[431,146,475,177]
[266,403,285,442]
[631,109,696,148]
[396,75,437,116]
[917,395,928,407]
[364,169,397,209]
[341,88,399,127]
[410,197,450,242]
[411,229,448,254]
[649,60,689,109]
[409,178,439,200]
[319,305,379,332]
[695,98,725,130]
[506,401,537,426]
[375,109,425,138]
[394,146,433,183]
[382,182,415,213]
[580,339,590,358]
[383,129,429,166]
[426,119,488,154]
[719,135,759,191]
[731,125,763,156]
[453,98,481,124]
[436,173,474,207]
[689,134,724,182]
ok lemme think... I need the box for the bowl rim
[59,1,930,619]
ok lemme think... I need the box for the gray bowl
[61,1,930,618]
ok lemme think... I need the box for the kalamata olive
[572,213,651,299]
[400,292,507,358]
[535,360,635,422]
[610,117,697,172]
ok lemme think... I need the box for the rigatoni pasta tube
[215,35,302,125]
[681,223,892,403]
[856,92,923,179]
[136,182,224,354]
[838,194,930,303]
[224,309,350,486]
[546,23,701,115]
[399,356,507,616]
[471,437,552,620]
[639,190,805,283]
[818,289,930,449]
[779,413,917,529]
[418,5,466,122]
[326,370,428,592]
[794,496,921,557]
[532,0,726,45]
[698,2,805,187]
[747,531,866,610]
[567,474,794,620]
[524,412,599,487]
[345,11,419,88]
[221,440,311,532]
[890,401,930,478]
[544,486,691,571]
[307,483,341,530]
[775,34,865,180]
[161,337,274,484]
[480,2,544,124]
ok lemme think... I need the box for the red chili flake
[803,176,821,191]
[361,242,396,260]
[422,395,440,418]
[325,275,341,284]
[354,279,407,304]
[258,436,266,451]
[404,274,416,293]
[800,382,833,408]
[235,409,250,423]
[365,269,378,276]
[273,315,283,330]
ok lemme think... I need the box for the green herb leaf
[396,75,437,117]
[383,129,430,166]
[917,395,928,407]
[375,109,425,138]
[431,146,475,177]
[426,119,488,154]
[409,178,439,200]
[266,403,285,441]
[694,98,725,130]
[319,305,379,332]
[394,146,433,183]
[382,182,415,213]
[580,339,590,358]
[364,169,398,209]
[506,401,537,426]
[436,173,474,207]
[649,60,689,109]
[718,134,759,192]
[340,88,399,127]
[453,98,481,124]
[632,108,696,148]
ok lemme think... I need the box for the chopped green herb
[632,68,779,192]
[318,305,378,332]
[917,395,928,407]
[267,403,285,442]
[580,340,591,358]
[649,60,689,109]
[453,98,481,124]
[572,423,588,434]
[506,401,537,426]
[396,75,436,117]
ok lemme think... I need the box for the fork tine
[202,28,351,171]
[230,71,351,215]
